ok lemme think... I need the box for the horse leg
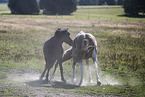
[78,62,84,86]
[39,67,47,80]
[50,61,58,81]
[86,59,92,83]
[72,62,76,82]
[59,60,66,83]
[62,48,72,63]
[45,60,54,81]
[46,68,50,81]
[92,49,101,86]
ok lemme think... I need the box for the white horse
[61,31,101,86]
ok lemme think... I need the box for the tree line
[123,0,145,16]
[79,0,122,5]
[8,0,145,16]
[8,0,77,15]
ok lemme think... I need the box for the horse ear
[55,28,61,36]
[66,28,70,35]
[57,28,61,31]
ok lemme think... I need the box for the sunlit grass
[0,4,145,96]
[0,4,9,11]
[0,4,145,21]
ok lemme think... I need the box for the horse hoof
[78,82,82,86]
[45,79,50,82]
[62,79,66,83]
[39,77,43,81]
[97,81,101,86]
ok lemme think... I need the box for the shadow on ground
[118,14,145,18]
[25,80,79,89]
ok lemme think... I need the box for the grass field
[0,4,145,96]
[1,4,145,21]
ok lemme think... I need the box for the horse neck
[53,36,64,45]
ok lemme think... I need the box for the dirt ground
[1,69,100,97]
[0,68,124,97]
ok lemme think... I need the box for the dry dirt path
[0,11,10,13]
[1,69,103,97]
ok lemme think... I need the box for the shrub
[123,0,145,16]
[39,0,77,15]
[79,0,98,5]
[8,0,39,14]
[97,0,122,5]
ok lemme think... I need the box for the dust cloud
[99,74,121,85]
[7,71,40,84]
[81,64,121,86]
[6,69,120,87]
[6,65,141,87]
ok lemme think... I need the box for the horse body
[40,28,72,83]
[62,31,101,86]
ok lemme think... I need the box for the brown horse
[39,28,73,83]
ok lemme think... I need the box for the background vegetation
[8,0,39,14]
[0,4,145,96]
[7,0,145,16]
[123,0,145,16]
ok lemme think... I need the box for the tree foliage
[96,0,122,5]
[117,0,123,5]
[8,0,39,14]
[123,0,145,16]
[39,0,77,15]
[79,0,98,5]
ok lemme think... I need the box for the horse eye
[66,32,70,35]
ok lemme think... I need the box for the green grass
[0,4,145,21]
[75,85,145,96]
[0,4,145,96]
[0,88,21,97]
[0,4,9,11]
